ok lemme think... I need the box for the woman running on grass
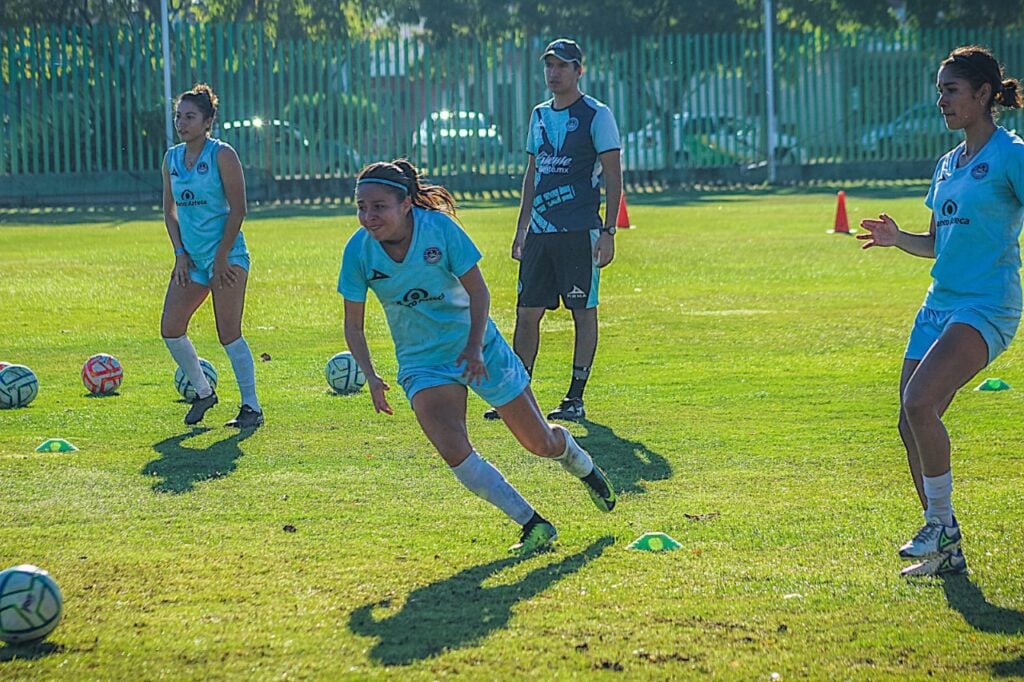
[338,159,615,555]
[161,83,264,429]
[859,46,1024,576]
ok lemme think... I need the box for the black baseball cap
[541,38,583,65]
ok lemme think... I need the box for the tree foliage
[6,0,1024,41]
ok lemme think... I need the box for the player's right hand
[857,213,900,249]
[171,253,194,287]
[511,231,526,261]
[368,376,393,415]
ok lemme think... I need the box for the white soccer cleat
[900,548,967,577]
[898,518,961,559]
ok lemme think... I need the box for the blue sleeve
[526,108,539,156]
[592,105,621,154]
[1004,139,1024,207]
[337,233,368,302]
[443,216,482,278]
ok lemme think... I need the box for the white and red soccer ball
[81,353,123,395]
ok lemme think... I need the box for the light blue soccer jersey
[166,138,247,263]
[526,94,621,233]
[924,127,1024,311]
[338,207,499,370]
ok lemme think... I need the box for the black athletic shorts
[517,230,599,310]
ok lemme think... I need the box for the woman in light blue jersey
[161,83,264,429]
[339,160,616,555]
[859,46,1024,577]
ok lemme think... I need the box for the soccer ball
[0,364,39,409]
[174,358,218,401]
[326,351,366,394]
[82,353,123,395]
[0,564,63,644]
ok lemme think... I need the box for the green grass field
[2,188,1023,679]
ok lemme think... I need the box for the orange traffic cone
[615,193,634,229]
[827,190,854,235]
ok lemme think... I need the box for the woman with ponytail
[338,160,616,555]
[859,46,1024,576]
[161,83,264,429]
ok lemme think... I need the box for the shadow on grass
[577,420,671,495]
[942,573,1024,634]
[0,641,63,662]
[349,535,613,666]
[143,427,254,494]
[941,573,1024,677]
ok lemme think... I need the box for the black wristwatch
[599,226,617,235]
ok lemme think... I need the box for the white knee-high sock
[223,337,260,412]
[553,425,594,478]
[923,471,954,526]
[164,335,212,398]
[451,451,535,525]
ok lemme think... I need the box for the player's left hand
[213,259,240,289]
[456,344,488,385]
[594,233,615,268]
[368,376,393,415]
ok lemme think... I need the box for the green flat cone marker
[626,532,682,552]
[35,438,78,453]
[975,377,1011,391]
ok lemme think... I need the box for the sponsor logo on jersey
[566,285,586,299]
[536,151,572,175]
[971,162,989,179]
[565,117,580,132]
[196,161,210,174]
[170,167,179,177]
[369,269,390,281]
[176,189,208,207]
[423,247,442,264]
[936,198,969,227]
[398,288,445,308]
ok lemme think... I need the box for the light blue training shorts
[398,334,531,408]
[188,244,250,288]
[905,305,1020,365]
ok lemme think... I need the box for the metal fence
[3,24,1024,204]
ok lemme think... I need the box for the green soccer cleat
[509,518,558,556]
[581,465,616,512]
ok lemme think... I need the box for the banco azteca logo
[399,288,444,308]
[941,199,958,217]
[181,189,195,201]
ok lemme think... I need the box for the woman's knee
[522,424,563,457]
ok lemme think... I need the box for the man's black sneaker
[184,391,218,425]
[225,404,264,429]
[483,408,501,421]
[547,397,585,422]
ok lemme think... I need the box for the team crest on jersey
[196,161,209,174]
[565,117,579,132]
[423,246,442,264]
[971,163,989,179]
